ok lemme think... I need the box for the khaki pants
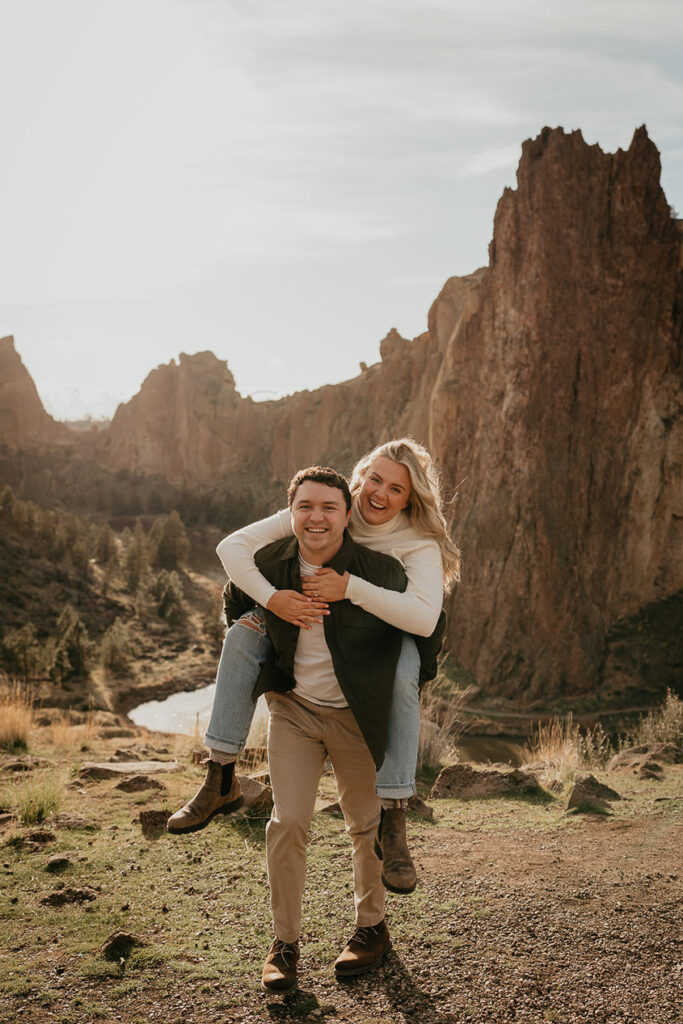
[265,691,385,943]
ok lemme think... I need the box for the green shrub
[100,618,132,673]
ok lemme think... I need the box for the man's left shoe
[334,920,392,978]
[261,938,300,993]
[374,807,417,894]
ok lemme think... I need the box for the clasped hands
[266,568,350,629]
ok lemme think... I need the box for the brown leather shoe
[334,920,391,977]
[166,761,243,834]
[261,938,299,993]
[374,807,417,894]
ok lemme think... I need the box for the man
[222,466,442,993]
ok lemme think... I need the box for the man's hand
[266,590,329,629]
[300,568,349,603]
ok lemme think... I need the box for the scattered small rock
[638,761,664,780]
[78,760,179,781]
[408,794,434,820]
[52,814,99,831]
[240,775,273,811]
[115,775,166,793]
[26,829,56,845]
[318,799,342,816]
[41,886,98,906]
[99,930,145,960]
[0,756,54,773]
[138,809,172,837]
[45,853,74,873]
[429,763,541,800]
[567,774,621,814]
[608,742,682,770]
[109,748,144,762]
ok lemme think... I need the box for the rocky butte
[0,335,69,448]
[1,127,681,709]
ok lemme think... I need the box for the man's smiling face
[290,480,351,565]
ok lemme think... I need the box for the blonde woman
[168,439,459,893]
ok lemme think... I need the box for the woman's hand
[266,590,329,629]
[300,568,350,603]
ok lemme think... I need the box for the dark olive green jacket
[223,531,445,769]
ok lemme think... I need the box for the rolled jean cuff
[375,782,416,799]
[203,732,244,755]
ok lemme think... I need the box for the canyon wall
[0,336,69,448]
[2,127,681,706]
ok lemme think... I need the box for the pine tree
[2,623,42,685]
[150,510,191,571]
[100,618,131,673]
[124,521,149,591]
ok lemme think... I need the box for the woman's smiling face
[357,456,411,525]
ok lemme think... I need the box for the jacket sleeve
[216,509,292,608]
[222,581,257,628]
[414,609,447,688]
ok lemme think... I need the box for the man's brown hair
[287,466,352,512]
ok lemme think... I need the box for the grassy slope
[0,724,681,1024]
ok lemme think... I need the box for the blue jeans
[204,610,421,799]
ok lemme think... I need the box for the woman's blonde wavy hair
[349,437,461,592]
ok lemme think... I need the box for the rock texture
[2,127,681,708]
[429,763,541,800]
[99,351,280,490]
[567,773,621,814]
[0,335,68,449]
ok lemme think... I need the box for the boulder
[240,775,273,812]
[317,799,342,816]
[138,809,172,837]
[41,886,98,906]
[45,853,74,873]
[115,775,166,793]
[567,774,621,814]
[429,763,541,800]
[99,931,145,961]
[608,743,682,770]
[78,760,179,781]
[408,795,434,820]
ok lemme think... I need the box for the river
[128,684,525,765]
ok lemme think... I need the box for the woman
[167,438,460,891]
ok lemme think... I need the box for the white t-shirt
[216,504,443,636]
[292,554,347,708]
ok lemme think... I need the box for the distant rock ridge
[1,126,681,707]
[0,336,69,449]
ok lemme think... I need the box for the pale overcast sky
[1,0,682,419]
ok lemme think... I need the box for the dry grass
[0,682,34,751]
[48,709,100,752]
[629,689,683,747]
[417,686,466,772]
[2,769,65,825]
[523,713,611,790]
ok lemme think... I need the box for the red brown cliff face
[0,336,69,449]
[429,126,682,701]
[99,351,280,488]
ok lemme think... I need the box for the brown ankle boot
[374,807,417,894]
[334,920,391,977]
[261,938,299,992]
[167,761,243,834]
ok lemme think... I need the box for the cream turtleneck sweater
[215,504,443,636]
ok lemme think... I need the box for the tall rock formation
[428,126,682,701]
[100,351,280,489]
[0,336,68,449]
